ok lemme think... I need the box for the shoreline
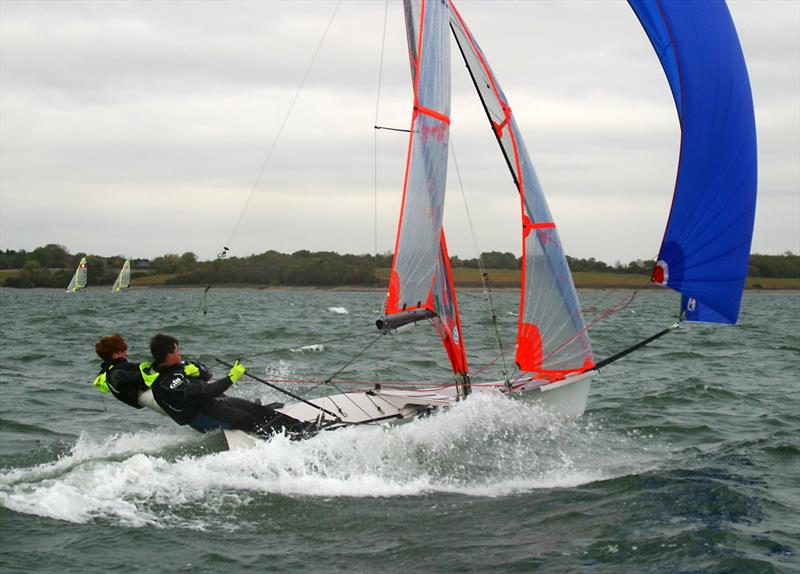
[5,284,796,292]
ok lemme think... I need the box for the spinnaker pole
[593,323,680,371]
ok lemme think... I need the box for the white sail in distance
[66,257,87,293]
[112,259,131,292]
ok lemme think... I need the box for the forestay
[630,0,757,324]
[448,1,593,379]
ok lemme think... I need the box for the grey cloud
[1,0,796,263]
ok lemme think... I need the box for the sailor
[93,334,212,409]
[148,333,312,437]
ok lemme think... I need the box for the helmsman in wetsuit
[149,333,312,437]
[93,334,211,410]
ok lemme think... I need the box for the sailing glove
[183,362,200,377]
[228,361,246,383]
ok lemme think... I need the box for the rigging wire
[185,1,342,324]
[449,136,511,384]
[219,332,389,424]
[323,332,385,385]
[373,0,390,298]
[224,0,342,251]
[232,330,378,361]
[184,246,229,323]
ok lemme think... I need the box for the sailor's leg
[188,411,233,433]
[195,397,264,433]
[213,396,315,438]
[223,396,308,431]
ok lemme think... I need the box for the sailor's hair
[95,334,127,361]
[150,333,179,364]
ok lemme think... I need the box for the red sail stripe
[415,104,450,125]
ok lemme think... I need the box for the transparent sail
[381,0,467,377]
[112,259,131,292]
[431,233,468,375]
[386,0,451,316]
[66,257,87,293]
[449,1,592,378]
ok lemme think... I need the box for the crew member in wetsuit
[93,334,211,409]
[149,334,312,437]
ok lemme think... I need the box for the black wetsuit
[96,359,212,409]
[150,363,309,436]
[98,359,147,408]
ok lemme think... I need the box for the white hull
[508,370,594,418]
[133,372,592,450]
[223,370,594,450]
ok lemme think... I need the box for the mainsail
[448,1,593,379]
[66,257,87,293]
[629,0,757,324]
[382,0,468,380]
[112,259,131,292]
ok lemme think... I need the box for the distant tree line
[0,244,148,288]
[1,244,798,288]
[167,250,378,287]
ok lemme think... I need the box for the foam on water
[0,428,197,526]
[327,307,349,314]
[0,394,670,529]
[289,344,324,353]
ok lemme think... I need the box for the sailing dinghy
[66,257,87,293]
[171,0,757,449]
[111,259,131,293]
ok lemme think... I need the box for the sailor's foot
[287,421,318,441]
[255,398,285,410]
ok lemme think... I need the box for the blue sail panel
[681,295,731,324]
[630,0,757,325]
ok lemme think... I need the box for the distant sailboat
[111,259,131,293]
[66,257,87,293]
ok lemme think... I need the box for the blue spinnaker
[629,0,757,324]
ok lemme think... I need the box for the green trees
[1,246,797,288]
[149,252,199,274]
[4,261,51,287]
[166,250,374,286]
[749,252,799,277]
[31,244,71,268]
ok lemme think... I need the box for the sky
[1,0,798,265]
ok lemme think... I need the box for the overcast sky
[1,0,798,264]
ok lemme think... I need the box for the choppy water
[0,287,798,573]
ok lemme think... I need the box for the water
[0,287,797,573]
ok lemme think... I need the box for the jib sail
[448,1,593,379]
